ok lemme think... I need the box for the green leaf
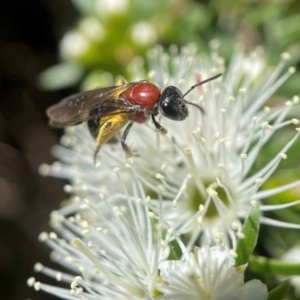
[235,206,260,266]
[250,256,300,276]
[267,280,290,300]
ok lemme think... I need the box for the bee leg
[151,114,167,135]
[121,122,138,157]
[94,145,101,164]
[94,114,129,164]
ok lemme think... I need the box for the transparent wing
[46,82,140,127]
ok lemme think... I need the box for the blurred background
[0,0,300,299]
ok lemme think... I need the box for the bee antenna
[181,73,222,99]
[182,100,205,114]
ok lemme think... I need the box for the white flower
[40,43,300,251]
[28,189,169,299]
[158,245,268,300]
[137,44,300,249]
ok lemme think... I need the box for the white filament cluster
[32,43,300,299]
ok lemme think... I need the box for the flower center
[189,180,231,218]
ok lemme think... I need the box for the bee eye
[159,86,188,121]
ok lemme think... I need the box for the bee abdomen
[87,108,101,139]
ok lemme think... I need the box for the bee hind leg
[94,145,101,165]
[94,114,129,165]
[121,122,138,157]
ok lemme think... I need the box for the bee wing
[46,83,138,128]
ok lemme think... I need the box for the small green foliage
[268,280,290,300]
[167,240,181,260]
[235,206,260,266]
[250,256,300,276]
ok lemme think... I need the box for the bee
[47,73,222,162]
